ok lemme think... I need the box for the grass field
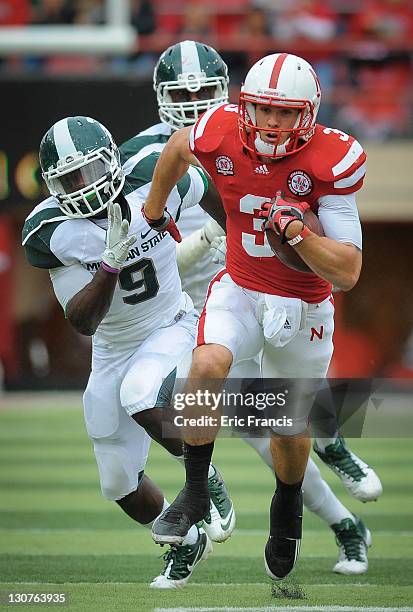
[0,393,412,612]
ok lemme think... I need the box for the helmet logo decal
[215,155,234,176]
[288,170,313,196]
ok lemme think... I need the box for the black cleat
[152,487,210,546]
[264,490,303,581]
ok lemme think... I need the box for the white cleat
[314,437,383,502]
[332,514,372,575]
[202,465,236,543]
[150,528,212,589]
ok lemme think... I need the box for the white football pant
[83,310,198,500]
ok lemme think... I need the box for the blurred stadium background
[0,0,413,389]
[0,1,412,610]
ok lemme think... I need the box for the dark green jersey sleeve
[120,131,170,167]
[22,206,67,269]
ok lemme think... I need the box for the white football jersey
[22,163,207,347]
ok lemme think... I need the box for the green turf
[0,401,412,611]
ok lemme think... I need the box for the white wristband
[287,225,310,246]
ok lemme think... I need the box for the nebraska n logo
[310,326,324,341]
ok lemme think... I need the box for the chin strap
[254,134,288,157]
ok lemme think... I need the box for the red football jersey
[189,103,366,303]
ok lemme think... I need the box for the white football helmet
[239,53,321,159]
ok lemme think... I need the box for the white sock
[174,454,215,479]
[314,434,338,451]
[303,458,353,525]
[182,524,200,546]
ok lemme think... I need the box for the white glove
[102,202,137,272]
[210,235,227,265]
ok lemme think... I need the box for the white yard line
[1,528,412,537]
[0,551,407,560]
[233,530,413,537]
[154,607,413,612]
[0,582,400,588]
[0,391,83,410]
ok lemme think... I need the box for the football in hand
[265,208,324,273]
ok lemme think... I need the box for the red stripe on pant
[197,269,227,346]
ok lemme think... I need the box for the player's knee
[94,445,137,501]
[191,344,233,379]
[120,357,174,416]
[117,471,145,505]
[271,431,310,448]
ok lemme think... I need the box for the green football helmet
[153,40,229,130]
[39,116,124,218]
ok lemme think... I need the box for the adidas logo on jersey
[254,164,269,175]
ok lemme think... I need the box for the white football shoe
[150,527,212,589]
[314,437,383,502]
[202,465,236,543]
[332,514,371,575]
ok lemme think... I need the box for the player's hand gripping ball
[260,191,324,273]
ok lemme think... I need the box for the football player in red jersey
[143,53,366,581]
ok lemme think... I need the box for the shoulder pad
[123,151,160,195]
[120,127,170,169]
[22,198,68,268]
[190,103,238,155]
[22,198,67,246]
[310,125,367,194]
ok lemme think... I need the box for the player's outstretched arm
[65,202,136,335]
[143,127,195,229]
